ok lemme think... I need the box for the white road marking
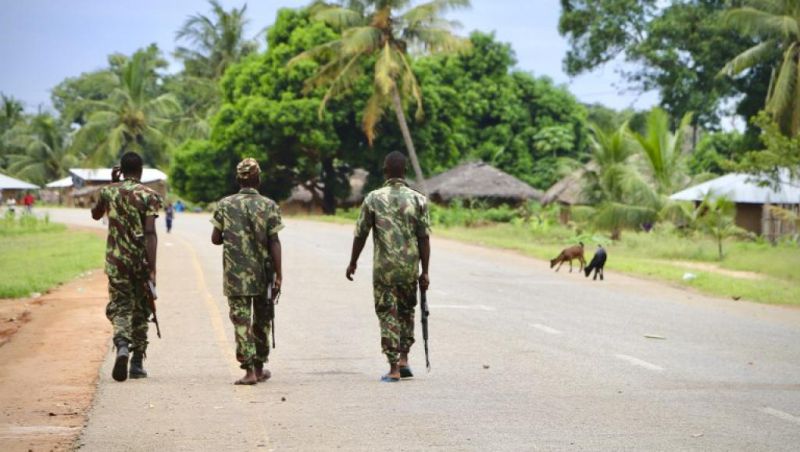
[432,304,496,312]
[761,407,800,426]
[530,323,562,335]
[615,354,664,372]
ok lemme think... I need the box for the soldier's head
[236,158,261,188]
[383,151,407,179]
[120,152,143,180]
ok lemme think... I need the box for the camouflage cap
[236,158,261,177]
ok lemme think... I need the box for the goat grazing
[584,245,607,281]
[550,242,585,273]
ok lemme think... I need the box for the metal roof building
[670,173,800,205]
[68,168,168,185]
[670,172,799,237]
[0,172,39,191]
[45,177,74,189]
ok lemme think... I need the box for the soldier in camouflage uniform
[347,151,432,382]
[211,158,284,385]
[91,152,163,382]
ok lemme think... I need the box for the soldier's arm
[268,233,282,294]
[417,198,432,291]
[91,194,107,220]
[144,216,158,280]
[347,199,373,281]
[418,236,430,291]
[346,235,367,281]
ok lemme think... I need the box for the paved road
[44,208,800,451]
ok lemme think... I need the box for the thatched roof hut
[541,167,589,206]
[424,161,542,205]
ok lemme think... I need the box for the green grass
[296,209,800,306]
[0,215,105,298]
[435,224,800,306]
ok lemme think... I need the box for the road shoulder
[0,270,110,451]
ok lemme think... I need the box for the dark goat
[584,246,607,281]
[550,242,585,273]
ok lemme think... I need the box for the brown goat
[550,242,585,273]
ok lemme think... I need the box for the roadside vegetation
[0,213,104,298]
[306,202,800,306]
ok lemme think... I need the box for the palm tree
[6,114,79,185]
[632,107,693,195]
[175,0,259,80]
[73,52,181,166]
[291,0,471,186]
[583,123,661,239]
[1,94,24,134]
[719,0,800,135]
[696,192,742,260]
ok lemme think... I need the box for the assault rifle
[420,287,430,371]
[146,280,161,338]
[266,272,278,348]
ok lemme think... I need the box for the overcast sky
[0,0,658,113]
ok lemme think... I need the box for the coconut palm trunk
[391,87,425,190]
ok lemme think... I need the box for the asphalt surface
[43,208,800,451]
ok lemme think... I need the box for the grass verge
[296,213,799,306]
[0,216,105,298]
[436,224,800,306]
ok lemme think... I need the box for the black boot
[112,342,129,382]
[129,352,148,379]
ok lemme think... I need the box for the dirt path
[0,270,109,452]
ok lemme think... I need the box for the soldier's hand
[346,263,357,281]
[272,276,282,303]
[111,166,122,183]
[419,273,430,292]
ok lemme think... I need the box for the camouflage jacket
[355,178,431,286]
[100,179,164,282]
[211,188,284,297]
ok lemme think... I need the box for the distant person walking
[22,192,35,213]
[346,151,431,382]
[91,152,163,382]
[165,203,174,233]
[211,158,284,385]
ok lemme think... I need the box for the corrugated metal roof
[0,172,39,190]
[69,168,168,184]
[670,172,800,204]
[45,177,73,188]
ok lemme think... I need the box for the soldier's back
[212,189,283,296]
[101,180,163,281]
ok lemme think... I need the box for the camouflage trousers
[373,283,417,365]
[106,278,150,354]
[227,295,270,369]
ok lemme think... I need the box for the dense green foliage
[559,0,770,131]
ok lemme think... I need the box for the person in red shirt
[22,193,35,213]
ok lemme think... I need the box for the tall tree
[559,0,767,130]
[291,0,471,185]
[173,7,368,209]
[5,114,79,185]
[719,0,800,136]
[73,49,181,167]
[175,0,259,80]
